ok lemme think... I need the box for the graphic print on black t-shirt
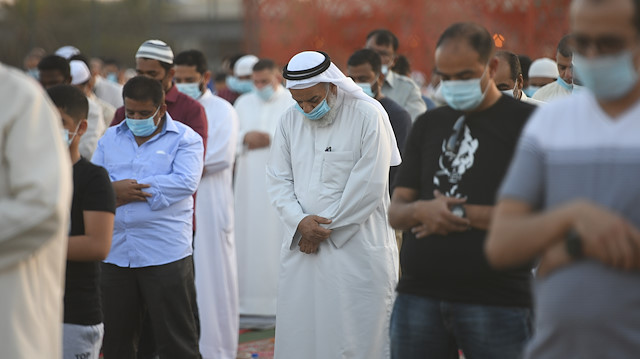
[434,124,479,197]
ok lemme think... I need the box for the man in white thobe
[0,63,72,359]
[174,49,240,359]
[266,51,400,359]
[234,58,294,318]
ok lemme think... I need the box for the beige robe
[0,64,72,359]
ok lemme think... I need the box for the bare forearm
[537,241,573,277]
[465,204,493,230]
[67,235,111,261]
[486,202,575,269]
[388,201,421,230]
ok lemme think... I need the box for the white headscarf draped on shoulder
[283,50,402,166]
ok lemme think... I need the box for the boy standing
[46,84,116,359]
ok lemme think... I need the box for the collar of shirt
[165,83,179,104]
[384,70,398,89]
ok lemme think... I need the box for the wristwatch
[451,204,466,219]
[565,229,583,259]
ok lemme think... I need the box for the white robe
[234,86,294,316]
[194,89,239,359]
[531,80,571,102]
[0,65,72,359]
[266,89,399,359]
[78,97,105,160]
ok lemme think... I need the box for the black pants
[101,256,201,359]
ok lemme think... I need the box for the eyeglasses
[571,34,631,56]
[446,115,466,155]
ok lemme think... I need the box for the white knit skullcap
[55,45,81,60]
[70,60,91,85]
[234,55,259,77]
[529,58,559,79]
[136,40,174,64]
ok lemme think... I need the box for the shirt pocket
[321,151,355,192]
[144,150,173,175]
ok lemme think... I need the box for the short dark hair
[392,55,411,76]
[347,49,382,75]
[174,50,208,74]
[557,34,573,57]
[436,22,495,63]
[69,54,90,68]
[518,55,532,81]
[38,55,71,80]
[366,29,399,51]
[496,50,522,81]
[228,53,246,71]
[46,84,89,123]
[253,59,277,72]
[123,76,165,108]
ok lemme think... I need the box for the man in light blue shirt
[92,76,204,358]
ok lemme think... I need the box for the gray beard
[305,91,338,128]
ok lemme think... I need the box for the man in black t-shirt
[346,48,412,195]
[46,85,116,359]
[387,23,535,359]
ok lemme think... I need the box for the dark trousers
[101,256,201,359]
[390,293,532,359]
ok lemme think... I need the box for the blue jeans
[390,293,531,359]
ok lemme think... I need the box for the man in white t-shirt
[487,0,640,357]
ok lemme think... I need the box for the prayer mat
[237,328,275,359]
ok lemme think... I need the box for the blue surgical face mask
[440,68,489,111]
[125,106,161,137]
[296,88,331,121]
[226,76,254,94]
[557,76,573,91]
[27,68,39,80]
[60,121,81,147]
[573,50,639,100]
[255,84,275,102]
[523,86,539,97]
[356,82,375,97]
[176,82,203,100]
[106,72,118,83]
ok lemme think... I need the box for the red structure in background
[243,0,571,78]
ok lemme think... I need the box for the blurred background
[0,0,571,78]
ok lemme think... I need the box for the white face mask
[501,82,518,98]
[381,64,389,75]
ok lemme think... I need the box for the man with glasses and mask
[487,0,640,357]
[388,22,535,359]
[347,48,411,193]
[174,49,240,359]
[365,29,427,122]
